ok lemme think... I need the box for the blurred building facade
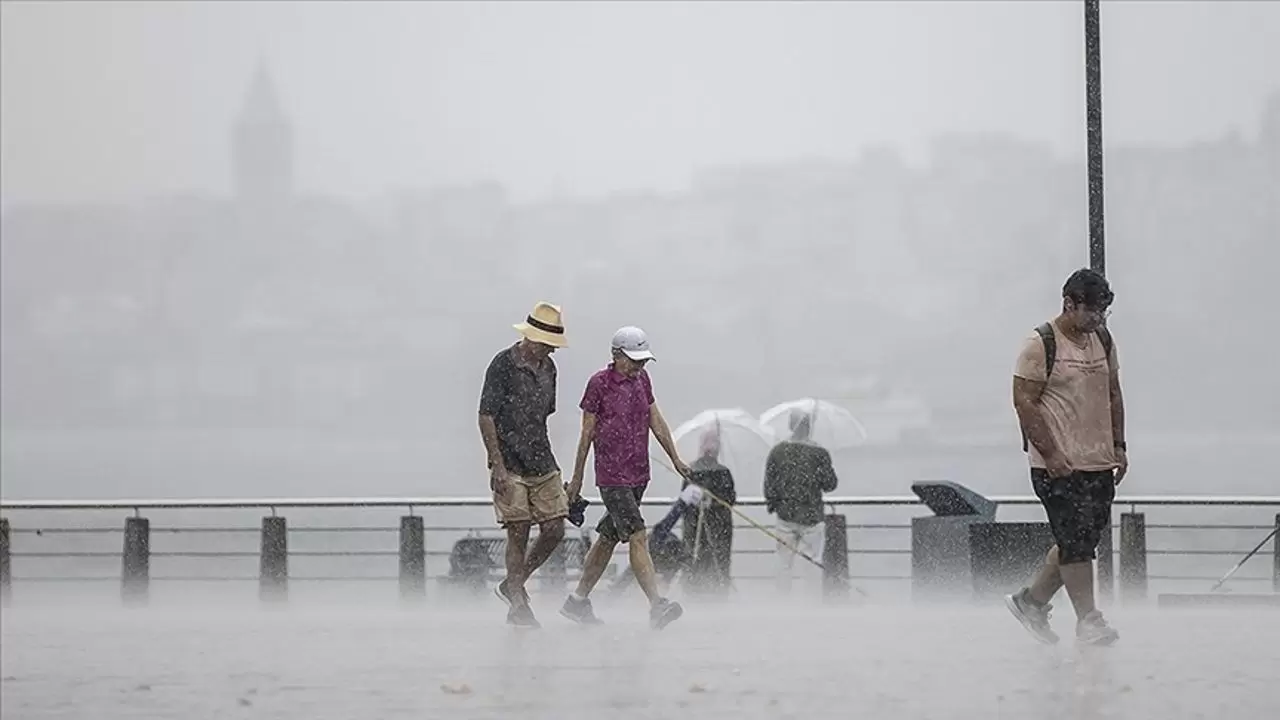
[3,70,1278,458]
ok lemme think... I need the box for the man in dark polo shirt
[479,301,571,628]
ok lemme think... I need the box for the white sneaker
[1076,610,1119,646]
[1005,588,1060,645]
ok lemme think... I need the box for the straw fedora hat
[513,301,568,348]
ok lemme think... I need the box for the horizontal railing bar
[7,574,919,583]
[1146,524,1276,530]
[11,572,1268,583]
[2,520,921,532]
[1146,549,1273,556]
[4,494,1277,510]
[1148,575,1274,582]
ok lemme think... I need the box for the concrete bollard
[399,515,425,600]
[1096,519,1114,604]
[121,516,150,605]
[1,517,10,605]
[822,513,849,599]
[259,516,288,602]
[1119,512,1147,602]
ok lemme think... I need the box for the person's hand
[673,458,692,479]
[680,484,705,507]
[1114,446,1128,485]
[1044,452,1072,479]
[566,474,583,502]
[489,462,510,495]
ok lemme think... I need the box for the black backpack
[1020,322,1114,452]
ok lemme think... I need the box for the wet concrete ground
[3,586,1278,720]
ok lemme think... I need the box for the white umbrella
[759,397,868,450]
[665,408,778,482]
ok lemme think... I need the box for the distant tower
[232,60,294,205]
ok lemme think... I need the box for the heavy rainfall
[1,2,1278,719]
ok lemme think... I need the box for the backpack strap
[1035,322,1057,378]
[1096,326,1114,367]
[1022,323,1057,452]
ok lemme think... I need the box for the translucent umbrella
[758,397,868,450]
[665,408,778,482]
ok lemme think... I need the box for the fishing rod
[1208,525,1280,593]
[651,451,868,598]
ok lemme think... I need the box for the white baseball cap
[611,326,656,362]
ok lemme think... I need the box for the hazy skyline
[3,1,1278,207]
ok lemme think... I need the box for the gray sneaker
[649,598,683,630]
[1005,588,1060,645]
[1076,610,1119,646]
[559,595,603,625]
[495,578,530,608]
[507,603,541,629]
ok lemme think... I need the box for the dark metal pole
[1085,0,1106,276]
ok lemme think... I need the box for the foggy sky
[3,0,1278,207]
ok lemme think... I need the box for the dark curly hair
[1062,268,1113,309]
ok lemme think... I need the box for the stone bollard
[1120,512,1147,602]
[1,517,10,605]
[399,515,425,600]
[822,513,850,599]
[1096,518,1114,604]
[259,516,288,603]
[121,516,150,605]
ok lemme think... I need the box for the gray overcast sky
[2,0,1277,205]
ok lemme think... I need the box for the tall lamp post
[1085,0,1106,276]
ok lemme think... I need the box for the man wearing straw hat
[478,301,571,628]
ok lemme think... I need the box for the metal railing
[2,495,1278,603]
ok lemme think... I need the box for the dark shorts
[596,484,648,543]
[1031,469,1116,565]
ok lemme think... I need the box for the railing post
[822,513,849,600]
[1,517,11,605]
[1119,512,1147,602]
[1096,518,1114,605]
[1273,513,1279,594]
[121,516,150,605]
[399,514,425,600]
[259,516,288,602]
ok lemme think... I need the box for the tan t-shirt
[1013,320,1119,472]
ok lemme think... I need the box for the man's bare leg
[503,522,531,606]
[1059,561,1098,619]
[1028,544,1064,604]
[574,535,617,598]
[627,530,662,605]
[522,519,565,581]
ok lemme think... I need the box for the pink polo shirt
[580,364,655,487]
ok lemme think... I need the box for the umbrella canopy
[758,397,868,451]
[664,408,778,484]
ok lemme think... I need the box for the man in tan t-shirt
[1006,268,1128,647]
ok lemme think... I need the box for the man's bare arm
[649,404,684,471]
[568,412,598,498]
[1109,369,1125,449]
[1013,376,1061,461]
[478,414,503,468]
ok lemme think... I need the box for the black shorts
[596,484,648,543]
[1031,469,1116,565]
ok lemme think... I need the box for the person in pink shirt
[561,326,690,629]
